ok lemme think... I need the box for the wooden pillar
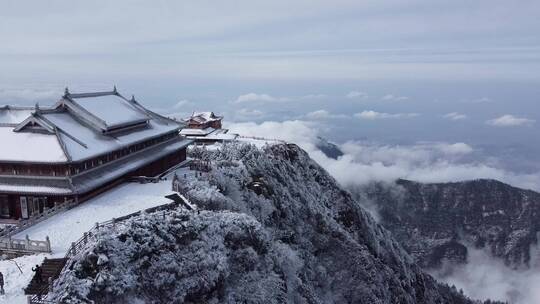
[5,195,16,219]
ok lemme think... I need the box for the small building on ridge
[180,111,238,143]
[186,112,223,129]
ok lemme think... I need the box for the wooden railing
[27,198,184,304]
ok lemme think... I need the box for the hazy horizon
[1,0,539,181]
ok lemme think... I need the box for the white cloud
[354,110,419,120]
[381,94,409,101]
[227,120,318,147]
[227,108,266,122]
[325,142,540,192]
[435,142,474,155]
[227,119,540,192]
[443,112,468,120]
[470,97,492,103]
[2,1,540,84]
[346,91,368,99]
[432,246,540,304]
[0,88,59,103]
[486,114,535,127]
[304,110,348,120]
[164,111,190,121]
[233,93,289,104]
[237,108,264,117]
[300,94,327,100]
[232,92,327,104]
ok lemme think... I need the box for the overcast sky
[1,0,540,174]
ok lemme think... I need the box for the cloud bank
[444,112,468,120]
[346,91,368,99]
[381,94,409,101]
[431,246,540,304]
[486,114,535,127]
[233,93,290,104]
[0,88,59,104]
[232,93,326,104]
[227,119,540,304]
[226,120,540,192]
[355,110,419,120]
[304,110,348,120]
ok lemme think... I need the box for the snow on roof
[180,127,216,136]
[190,111,222,123]
[70,95,149,129]
[0,107,35,124]
[193,112,214,119]
[0,90,183,163]
[42,112,179,161]
[190,133,238,141]
[0,127,67,162]
[71,138,190,193]
[180,128,238,141]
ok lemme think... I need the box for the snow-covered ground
[0,139,273,303]
[0,180,176,304]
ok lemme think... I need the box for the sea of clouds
[431,246,540,304]
[227,120,540,192]
[227,119,540,304]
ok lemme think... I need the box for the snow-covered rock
[50,143,491,303]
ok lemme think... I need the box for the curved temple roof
[0,89,185,164]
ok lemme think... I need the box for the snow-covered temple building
[180,111,238,143]
[186,112,223,129]
[0,88,191,221]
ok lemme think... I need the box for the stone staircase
[24,258,67,295]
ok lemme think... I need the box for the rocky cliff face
[314,137,343,159]
[357,179,540,269]
[50,143,489,303]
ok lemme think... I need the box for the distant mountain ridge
[357,178,540,269]
[315,136,344,159]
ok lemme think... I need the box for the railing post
[45,236,51,253]
[71,242,76,255]
[95,222,99,230]
[25,234,30,250]
[83,232,88,244]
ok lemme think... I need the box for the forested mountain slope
[50,143,493,303]
[356,179,540,269]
